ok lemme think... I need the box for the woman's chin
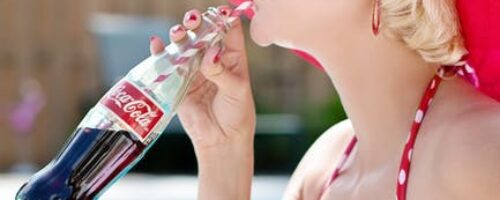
[249,19,273,47]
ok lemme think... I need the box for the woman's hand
[150,6,255,200]
[150,6,255,150]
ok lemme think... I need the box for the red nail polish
[218,6,232,16]
[221,10,228,16]
[188,14,197,21]
[213,53,221,64]
[150,36,158,42]
[171,25,184,34]
[219,8,229,16]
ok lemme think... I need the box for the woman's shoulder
[283,119,355,200]
[435,99,500,198]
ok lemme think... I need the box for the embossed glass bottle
[16,6,236,200]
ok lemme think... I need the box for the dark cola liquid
[16,127,147,200]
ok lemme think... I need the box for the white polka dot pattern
[414,109,424,123]
[395,64,476,200]
[319,63,478,200]
[398,170,407,185]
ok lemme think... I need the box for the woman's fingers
[183,9,202,30]
[217,5,232,17]
[155,6,249,99]
[169,9,201,44]
[217,7,245,53]
[169,24,187,43]
[199,46,246,98]
[150,36,166,55]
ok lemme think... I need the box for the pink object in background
[9,79,45,136]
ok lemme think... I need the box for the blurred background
[0,0,346,199]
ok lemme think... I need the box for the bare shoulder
[283,119,355,200]
[437,100,500,199]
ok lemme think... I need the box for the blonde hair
[381,0,467,66]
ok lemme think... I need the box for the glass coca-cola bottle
[15,4,248,199]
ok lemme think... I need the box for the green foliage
[302,94,347,143]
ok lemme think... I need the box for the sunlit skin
[150,1,500,199]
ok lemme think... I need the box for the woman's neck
[308,31,439,172]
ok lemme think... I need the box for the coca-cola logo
[108,85,160,129]
[101,81,164,141]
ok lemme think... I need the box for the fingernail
[184,12,199,24]
[174,25,183,33]
[150,36,165,55]
[218,6,232,16]
[213,53,221,64]
[170,25,185,34]
[150,36,159,42]
[212,48,223,64]
[188,14,197,21]
[184,10,201,28]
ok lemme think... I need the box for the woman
[150,0,500,199]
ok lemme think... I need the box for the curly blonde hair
[381,0,467,66]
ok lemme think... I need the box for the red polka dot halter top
[320,64,479,200]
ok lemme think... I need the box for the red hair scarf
[457,0,500,101]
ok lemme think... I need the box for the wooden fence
[0,0,334,170]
